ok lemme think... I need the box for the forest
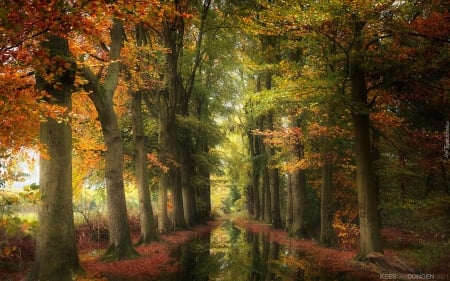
[0,0,449,280]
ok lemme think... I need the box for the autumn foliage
[1,0,449,279]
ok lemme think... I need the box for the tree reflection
[164,221,359,281]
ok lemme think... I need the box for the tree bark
[264,112,281,229]
[262,165,271,224]
[269,166,281,228]
[82,19,137,260]
[320,163,334,246]
[161,12,188,230]
[248,130,262,219]
[350,20,383,259]
[180,134,198,226]
[196,142,212,220]
[157,93,171,233]
[29,35,82,281]
[131,91,158,244]
[290,169,307,238]
[285,174,293,231]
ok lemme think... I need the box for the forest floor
[1,214,449,281]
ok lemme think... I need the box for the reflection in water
[161,221,359,281]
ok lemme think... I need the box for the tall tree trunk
[29,35,82,281]
[289,117,307,238]
[248,130,262,219]
[350,20,383,259]
[162,10,187,230]
[171,156,187,230]
[265,111,281,228]
[132,91,158,244]
[269,166,281,228]
[132,22,158,242]
[196,144,212,220]
[290,169,307,238]
[101,105,137,259]
[320,163,334,246]
[262,165,271,224]
[82,19,137,260]
[157,93,171,233]
[180,135,198,226]
[285,174,293,231]
[179,86,197,226]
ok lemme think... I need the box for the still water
[159,221,365,281]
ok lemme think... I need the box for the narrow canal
[158,220,366,281]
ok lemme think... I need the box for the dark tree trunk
[262,165,271,224]
[269,166,281,228]
[264,111,281,229]
[157,93,171,233]
[248,131,262,219]
[180,143,198,226]
[131,91,158,244]
[171,161,187,230]
[289,117,307,238]
[132,23,158,242]
[179,96,197,226]
[161,10,187,231]
[290,170,307,238]
[29,35,82,281]
[285,174,293,231]
[197,149,212,220]
[320,163,334,246]
[350,21,383,259]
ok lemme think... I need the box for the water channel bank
[78,217,425,281]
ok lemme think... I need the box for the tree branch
[104,18,124,96]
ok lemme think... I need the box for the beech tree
[0,1,87,279]
[30,34,83,281]
[81,17,138,260]
[130,23,160,244]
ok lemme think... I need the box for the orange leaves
[255,126,303,148]
[0,67,41,154]
[0,245,17,258]
[147,153,168,173]
[333,217,360,250]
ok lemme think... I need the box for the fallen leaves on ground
[77,221,219,281]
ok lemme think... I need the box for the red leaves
[80,221,218,280]
[411,11,450,41]
[82,244,175,280]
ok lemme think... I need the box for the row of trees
[1,0,239,279]
[1,0,449,280]
[229,0,449,261]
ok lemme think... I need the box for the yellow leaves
[0,192,19,206]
